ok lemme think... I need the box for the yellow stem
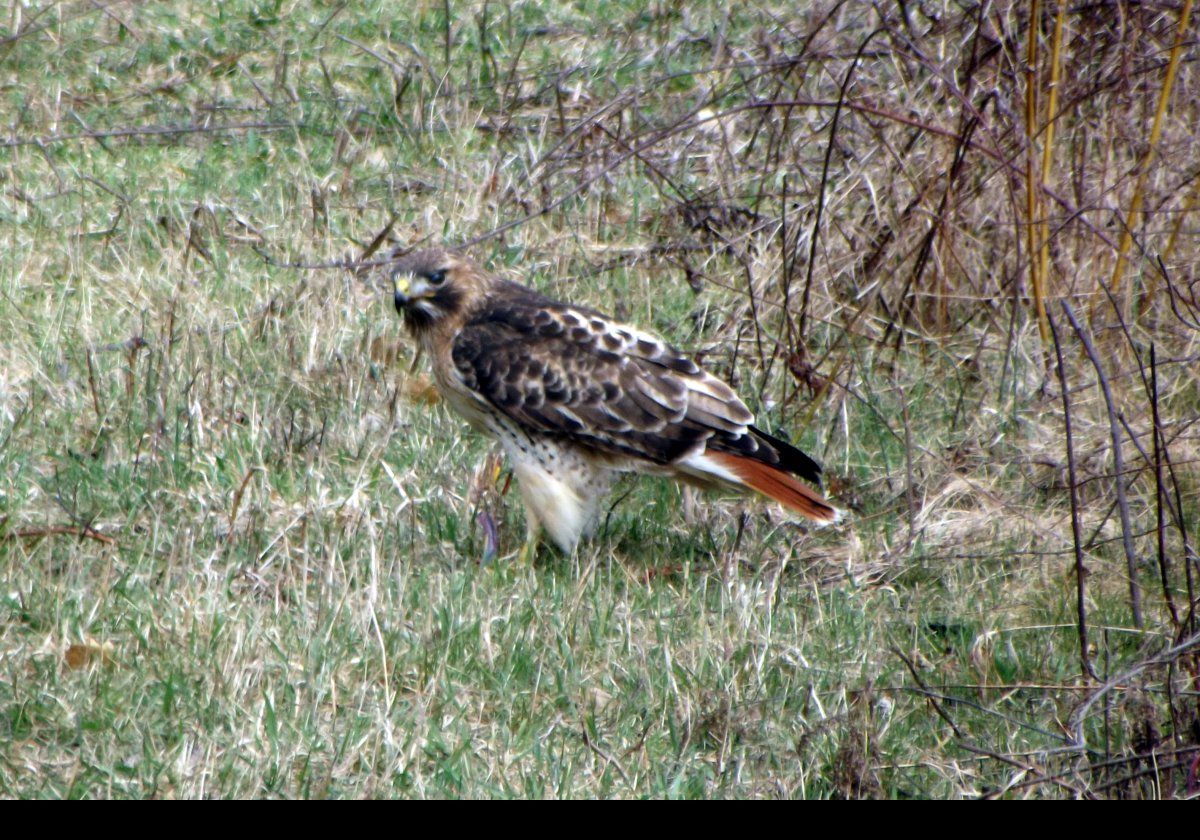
[1109,0,1193,306]
[1026,0,1047,347]
[1036,2,1067,324]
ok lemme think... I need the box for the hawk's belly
[433,360,616,552]
[491,416,615,552]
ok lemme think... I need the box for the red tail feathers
[709,451,840,524]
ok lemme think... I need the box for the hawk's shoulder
[455,280,701,374]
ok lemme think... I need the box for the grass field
[1,1,1198,798]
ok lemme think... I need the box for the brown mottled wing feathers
[452,290,702,463]
[450,285,823,486]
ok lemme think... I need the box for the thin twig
[6,526,116,546]
[1149,345,1180,628]
[1047,311,1097,680]
[1062,301,1143,629]
[1070,630,1200,746]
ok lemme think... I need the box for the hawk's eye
[427,269,447,285]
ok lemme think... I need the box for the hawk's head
[386,248,485,333]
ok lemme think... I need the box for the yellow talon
[517,511,540,565]
[517,539,537,565]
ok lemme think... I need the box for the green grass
[1,1,1198,798]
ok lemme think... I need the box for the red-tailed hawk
[386,248,839,558]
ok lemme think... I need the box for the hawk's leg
[517,508,541,565]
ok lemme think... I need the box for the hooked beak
[393,274,411,312]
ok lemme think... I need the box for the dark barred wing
[450,286,821,483]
